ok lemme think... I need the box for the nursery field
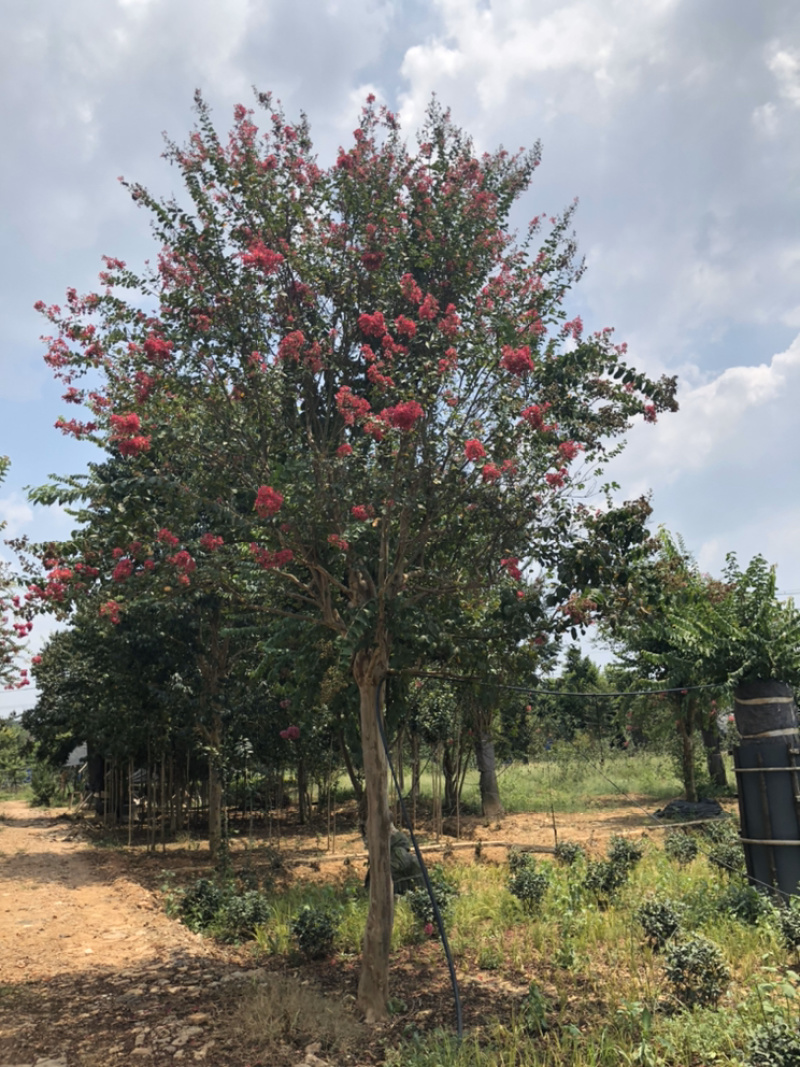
[1,756,798,1067]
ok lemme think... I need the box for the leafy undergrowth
[150,821,800,1066]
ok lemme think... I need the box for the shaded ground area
[0,795,735,1065]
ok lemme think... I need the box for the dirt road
[0,800,263,1067]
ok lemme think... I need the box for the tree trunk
[442,744,459,815]
[353,645,392,1024]
[677,714,697,802]
[208,713,223,861]
[474,732,504,819]
[338,729,363,804]
[701,722,728,789]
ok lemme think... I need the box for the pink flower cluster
[199,533,224,552]
[241,239,284,275]
[110,412,151,457]
[501,557,522,581]
[500,345,534,376]
[280,725,300,741]
[249,544,294,569]
[381,401,424,431]
[464,439,486,462]
[254,486,284,518]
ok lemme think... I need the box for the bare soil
[0,795,716,1066]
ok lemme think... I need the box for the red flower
[351,505,374,521]
[110,412,141,436]
[418,293,439,321]
[118,436,151,456]
[360,251,385,272]
[394,315,417,339]
[336,386,371,426]
[358,311,387,339]
[438,348,458,375]
[336,443,353,456]
[99,600,122,625]
[249,544,294,569]
[558,440,583,462]
[157,528,179,547]
[381,401,424,431]
[142,335,174,363]
[327,534,349,552]
[643,404,657,423]
[438,304,461,338]
[500,345,534,376]
[399,273,423,305]
[482,463,501,483]
[545,468,567,489]
[112,559,134,582]
[31,655,42,666]
[254,486,284,518]
[168,550,196,574]
[277,330,305,362]
[464,439,486,462]
[501,557,522,581]
[519,403,553,432]
[241,239,284,275]
[199,533,224,552]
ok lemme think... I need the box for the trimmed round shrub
[664,934,730,1008]
[406,865,459,928]
[508,860,551,913]
[179,878,224,932]
[635,898,681,950]
[554,840,585,866]
[290,904,339,959]
[218,890,272,941]
[664,830,698,866]
[607,834,645,869]
[584,859,629,906]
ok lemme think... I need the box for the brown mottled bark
[353,643,392,1023]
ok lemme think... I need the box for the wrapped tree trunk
[353,643,393,1023]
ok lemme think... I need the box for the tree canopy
[28,92,677,1019]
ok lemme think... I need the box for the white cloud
[0,494,33,539]
[769,47,800,107]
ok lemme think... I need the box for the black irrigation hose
[374,680,463,1040]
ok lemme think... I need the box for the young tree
[1,458,35,692]
[32,93,676,1019]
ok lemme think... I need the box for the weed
[216,890,271,942]
[745,1018,800,1067]
[520,981,550,1035]
[664,934,731,1008]
[178,878,224,932]
[719,883,771,926]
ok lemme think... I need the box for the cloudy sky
[2,0,799,710]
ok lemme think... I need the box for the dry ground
[0,795,704,1066]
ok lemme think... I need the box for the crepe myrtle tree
[32,92,676,1020]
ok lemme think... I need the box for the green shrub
[30,761,60,806]
[745,1019,800,1067]
[554,840,585,866]
[664,830,699,865]
[406,865,458,928]
[508,858,551,913]
[584,859,629,906]
[635,898,682,950]
[291,904,339,959]
[217,890,272,942]
[663,934,731,1008]
[607,834,645,870]
[775,900,800,951]
[719,883,770,925]
[707,840,746,877]
[521,981,550,1035]
[179,878,224,932]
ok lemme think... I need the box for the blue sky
[2,0,800,714]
